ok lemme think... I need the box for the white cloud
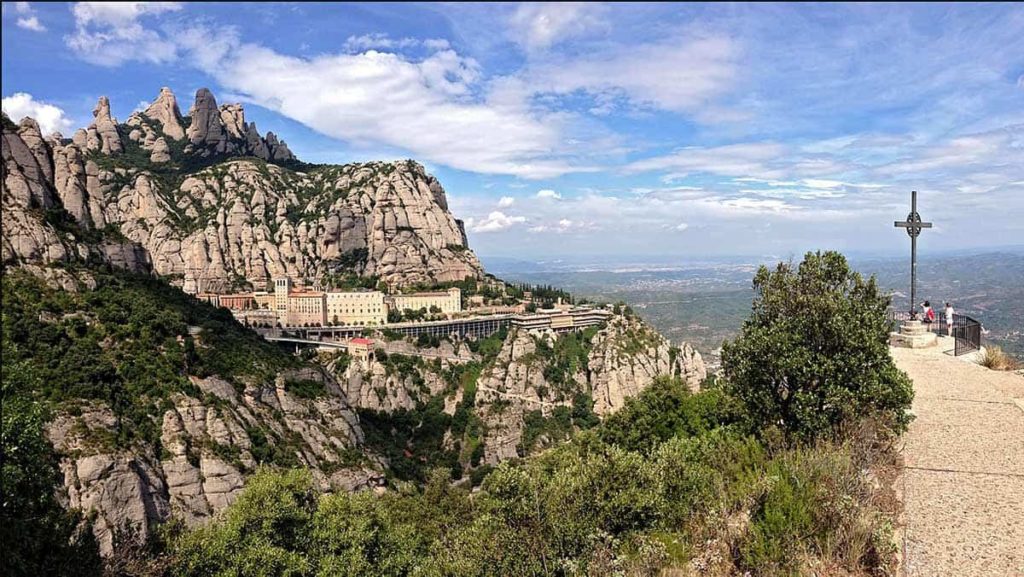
[675,223,689,231]
[536,189,561,199]
[628,142,786,178]
[423,38,451,51]
[557,218,573,229]
[12,2,45,31]
[2,92,74,135]
[17,16,45,31]
[469,211,527,233]
[65,2,182,66]
[528,34,739,115]
[343,33,420,53]
[497,196,515,208]
[508,3,607,51]
[170,26,582,178]
[342,34,452,54]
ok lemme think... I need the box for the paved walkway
[892,338,1024,577]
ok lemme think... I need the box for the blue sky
[3,2,1022,260]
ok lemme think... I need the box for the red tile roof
[350,338,374,345]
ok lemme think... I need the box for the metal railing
[888,310,982,356]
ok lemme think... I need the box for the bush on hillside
[721,251,914,441]
[1,361,102,577]
[977,345,1021,371]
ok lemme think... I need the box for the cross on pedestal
[894,190,932,319]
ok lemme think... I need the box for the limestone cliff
[334,316,705,469]
[2,87,483,289]
[2,114,149,271]
[477,316,705,464]
[44,367,376,556]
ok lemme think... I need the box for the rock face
[335,341,477,413]
[1,113,144,269]
[143,86,185,140]
[149,137,171,163]
[72,96,124,155]
[2,88,484,288]
[475,316,706,464]
[187,88,229,153]
[333,316,704,468]
[45,370,374,556]
[475,330,564,463]
[587,314,706,414]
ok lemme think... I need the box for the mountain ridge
[2,87,482,291]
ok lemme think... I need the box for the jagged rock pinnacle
[143,87,185,140]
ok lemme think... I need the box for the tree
[172,469,315,576]
[721,251,913,441]
[1,359,102,577]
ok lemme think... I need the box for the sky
[2,2,1022,260]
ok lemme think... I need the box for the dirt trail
[891,338,1024,577]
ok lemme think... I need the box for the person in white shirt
[944,302,955,336]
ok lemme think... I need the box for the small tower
[273,277,292,325]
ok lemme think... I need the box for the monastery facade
[205,277,458,327]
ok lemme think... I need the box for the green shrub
[599,376,742,453]
[172,469,315,576]
[1,366,102,577]
[721,251,914,441]
[283,378,327,399]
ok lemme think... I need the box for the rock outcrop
[149,137,171,163]
[475,330,563,463]
[475,316,705,464]
[143,86,185,141]
[2,114,92,266]
[187,88,229,154]
[2,88,484,288]
[46,369,374,556]
[181,87,295,162]
[73,96,124,155]
[588,314,706,414]
[334,341,477,413]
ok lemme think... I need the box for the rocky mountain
[329,314,705,476]
[475,315,705,463]
[3,86,706,559]
[2,269,382,556]
[2,87,482,291]
[46,371,374,556]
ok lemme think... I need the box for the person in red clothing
[921,300,936,326]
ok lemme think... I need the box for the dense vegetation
[1,362,103,576]
[2,251,912,575]
[1,268,299,449]
[167,376,900,576]
[156,251,909,576]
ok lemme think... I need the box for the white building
[387,287,462,315]
[325,290,386,326]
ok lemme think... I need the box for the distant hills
[491,251,1024,361]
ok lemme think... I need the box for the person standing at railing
[945,302,955,336]
[922,301,936,327]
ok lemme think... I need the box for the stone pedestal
[890,320,938,348]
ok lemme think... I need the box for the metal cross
[894,190,932,319]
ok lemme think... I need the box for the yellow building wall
[325,291,386,326]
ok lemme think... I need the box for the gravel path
[892,337,1024,577]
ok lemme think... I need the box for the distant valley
[486,250,1024,366]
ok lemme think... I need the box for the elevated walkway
[892,340,1024,576]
